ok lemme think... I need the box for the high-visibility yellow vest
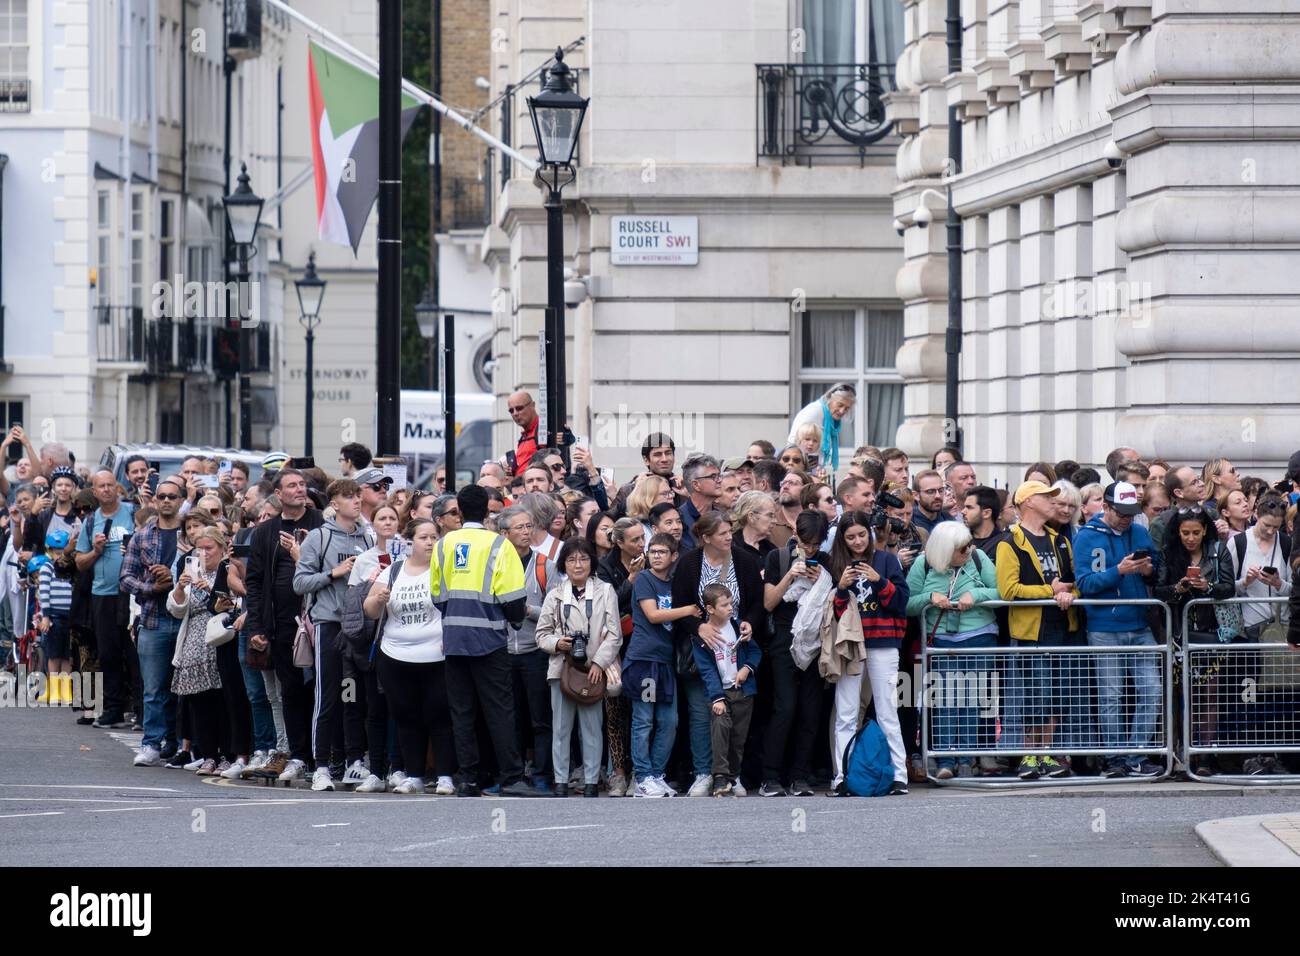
[429,524,526,656]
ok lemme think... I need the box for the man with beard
[769,469,812,549]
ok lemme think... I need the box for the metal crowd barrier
[1181,595,1300,785]
[920,599,1175,788]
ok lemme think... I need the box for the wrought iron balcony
[756,63,897,166]
[226,0,263,61]
[96,305,146,364]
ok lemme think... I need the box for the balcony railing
[97,305,146,364]
[756,63,897,166]
[97,306,211,374]
[0,79,30,113]
[445,175,490,231]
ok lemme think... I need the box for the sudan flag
[308,40,422,252]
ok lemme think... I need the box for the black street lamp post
[295,252,327,457]
[526,47,588,466]
[222,162,264,450]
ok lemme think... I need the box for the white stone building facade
[483,0,909,475]
[890,0,1300,485]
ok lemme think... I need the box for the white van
[400,390,495,488]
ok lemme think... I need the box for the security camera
[1103,141,1126,169]
[913,205,933,227]
[893,218,906,236]
[474,76,491,91]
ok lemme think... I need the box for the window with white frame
[795,306,905,450]
[130,188,149,308]
[95,189,115,303]
[0,0,28,80]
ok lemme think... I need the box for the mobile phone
[851,559,866,569]
[232,542,251,559]
[294,528,309,545]
[198,475,220,489]
[1131,549,1152,562]
[146,472,159,494]
[288,456,315,470]
[1262,566,1278,576]
[1185,566,1202,580]
[185,555,203,580]
[218,459,233,476]
[378,552,392,569]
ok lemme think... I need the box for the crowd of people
[4,382,1300,798]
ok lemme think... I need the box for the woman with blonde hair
[729,490,778,562]
[625,474,673,522]
[195,494,225,521]
[1202,458,1240,505]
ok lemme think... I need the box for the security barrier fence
[921,599,1178,787]
[1181,596,1300,785]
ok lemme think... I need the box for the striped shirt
[37,564,74,615]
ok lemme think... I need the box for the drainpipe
[944,0,963,453]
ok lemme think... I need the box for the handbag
[292,612,315,668]
[560,654,605,705]
[245,633,272,670]
[204,610,238,648]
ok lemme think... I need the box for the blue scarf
[821,400,840,473]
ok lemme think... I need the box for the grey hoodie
[293,518,376,623]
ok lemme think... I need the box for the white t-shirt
[380,564,444,663]
[709,619,741,689]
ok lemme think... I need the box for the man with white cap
[1074,481,1161,778]
[995,480,1080,780]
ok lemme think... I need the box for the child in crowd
[692,583,761,797]
[36,529,76,704]
[797,422,824,477]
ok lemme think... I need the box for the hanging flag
[307,39,422,253]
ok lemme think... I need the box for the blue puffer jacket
[1073,513,1157,632]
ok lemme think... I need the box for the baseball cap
[1013,480,1061,506]
[45,528,71,550]
[353,467,392,488]
[1103,480,1142,515]
[723,456,754,471]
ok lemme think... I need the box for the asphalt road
[3,702,1299,867]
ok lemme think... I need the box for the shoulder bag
[559,595,606,706]
[292,529,334,668]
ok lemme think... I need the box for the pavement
[3,698,1300,866]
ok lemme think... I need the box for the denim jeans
[681,674,712,777]
[238,630,276,753]
[630,696,678,781]
[931,634,997,769]
[136,618,180,751]
[1088,628,1160,764]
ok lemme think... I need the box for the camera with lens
[869,490,906,536]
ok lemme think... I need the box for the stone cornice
[948,124,1114,216]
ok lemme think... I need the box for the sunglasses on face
[549,463,565,472]
[154,493,181,501]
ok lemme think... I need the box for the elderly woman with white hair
[905,520,1000,779]
[786,382,857,479]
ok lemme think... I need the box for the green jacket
[905,547,1001,636]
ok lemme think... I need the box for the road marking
[0,811,65,819]
[311,822,351,828]
[0,784,179,792]
[86,806,168,813]
[0,797,163,804]
[390,823,603,854]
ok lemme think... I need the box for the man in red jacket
[508,390,540,477]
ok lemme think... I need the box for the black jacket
[596,550,634,619]
[243,509,324,639]
[671,544,766,648]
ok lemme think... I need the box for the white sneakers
[220,757,249,780]
[342,760,369,786]
[434,776,455,795]
[183,756,206,772]
[278,758,307,783]
[393,776,424,795]
[731,778,747,798]
[311,767,336,792]
[633,776,674,798]
[687,773,712,797]
[356,774,386,793]
[607,774,629,797]
[133,746,162,768]
[386,770,409,790]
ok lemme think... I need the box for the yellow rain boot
[57,674,72,705]
[35,674,52,704]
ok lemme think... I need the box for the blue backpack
[842,721,894,797]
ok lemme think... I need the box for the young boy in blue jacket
[693,583,762,797]
[1073,481,1162,778]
